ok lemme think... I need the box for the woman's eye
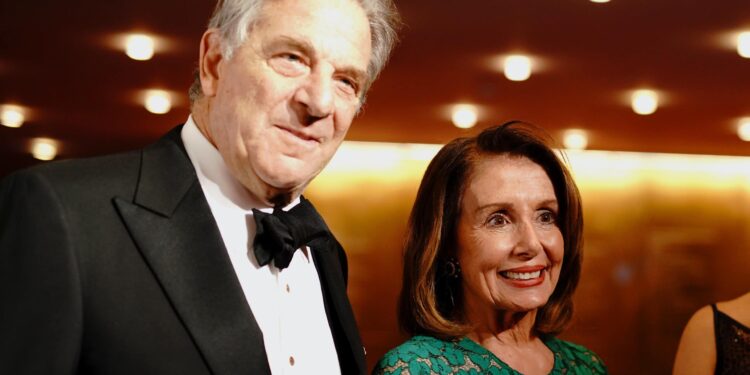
[538,211,557,224]
[487,213,510,227]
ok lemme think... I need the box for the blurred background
[2,0,750,373]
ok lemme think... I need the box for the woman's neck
[464,307,538,345]
[462,302,554,375]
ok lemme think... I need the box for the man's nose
[293,72,334,123]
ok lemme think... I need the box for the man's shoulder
[2,125,185,196]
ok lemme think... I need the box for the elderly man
[0,0,399,374]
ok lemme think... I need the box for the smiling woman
[373,122,607,374]
[458,155,564,319]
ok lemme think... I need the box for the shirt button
[289,356,295,366]
[285,284,291,293]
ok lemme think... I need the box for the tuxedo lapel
[311,235,367,374]
[114,128,271,375]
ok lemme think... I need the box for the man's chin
[260,178,310,207]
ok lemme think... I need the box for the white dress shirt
[181,116,341,375]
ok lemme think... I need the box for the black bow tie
[251,196,329,270]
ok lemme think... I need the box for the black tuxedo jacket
[0,126,366,374]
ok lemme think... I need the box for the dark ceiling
[2,0,750,177]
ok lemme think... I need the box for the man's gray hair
[188,0,400,104]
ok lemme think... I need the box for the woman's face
[457,155,564,315]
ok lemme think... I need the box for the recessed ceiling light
[631,89,659,115]
[144,90,172,114]
[125,34,155,61]
[563,129,589,150]
[503,55,532,81]
[590,0,611,3]
[738,118,750,141]
[30,138,58,161]
[737,31,750,58]
[451,105,478,129]
[1,105,25,128]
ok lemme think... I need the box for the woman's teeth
[500,270,542,280]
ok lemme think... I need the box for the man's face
[200,0,372,205]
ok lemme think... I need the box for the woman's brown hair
[398,121,583,339]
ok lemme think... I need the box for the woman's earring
[445,257,461,278]
[444,257,461,309]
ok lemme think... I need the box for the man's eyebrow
[265,35,315,55]
[268,36,368,85]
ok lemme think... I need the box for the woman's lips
[498,266,547,287]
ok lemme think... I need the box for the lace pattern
[373,335,607,375]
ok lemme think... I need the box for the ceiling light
[631,89,659,115]
[144,90,172,114]
[503,55,532,81]
[1,105,25,128]
[31,138,58,161]
[451,105,478,129]
[125,34,155,61]
[738,118,750,141]
[737,32,750,58]
[563,129,589,150]
[590,0,611,3]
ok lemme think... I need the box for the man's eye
[281,53,302,62]
[270,53,307,75]
[340,78,355,88]
[336,77,358,94]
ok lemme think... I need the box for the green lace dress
[373,335,607,375]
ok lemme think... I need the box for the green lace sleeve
[372,336,450,375]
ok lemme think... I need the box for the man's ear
[198,29,224,97]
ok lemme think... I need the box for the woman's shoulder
[373,335,520,375]
[545,337,608,374]
[379,335,449,360]
[373,335,456,374]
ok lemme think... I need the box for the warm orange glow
[563,129,589,150]
[0,104,25,128]
[144,90,172,114]
[104,32,175,60]
[737,31,750,58]
[503,55,532,81]
[312,142,750,192]
[738,118,750,141]
[631,89,659,115]
[307,141,750,375]
[125,34,155,61]
[30,138,59,161]
[450,105,478,129]
[135,89,182,114]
